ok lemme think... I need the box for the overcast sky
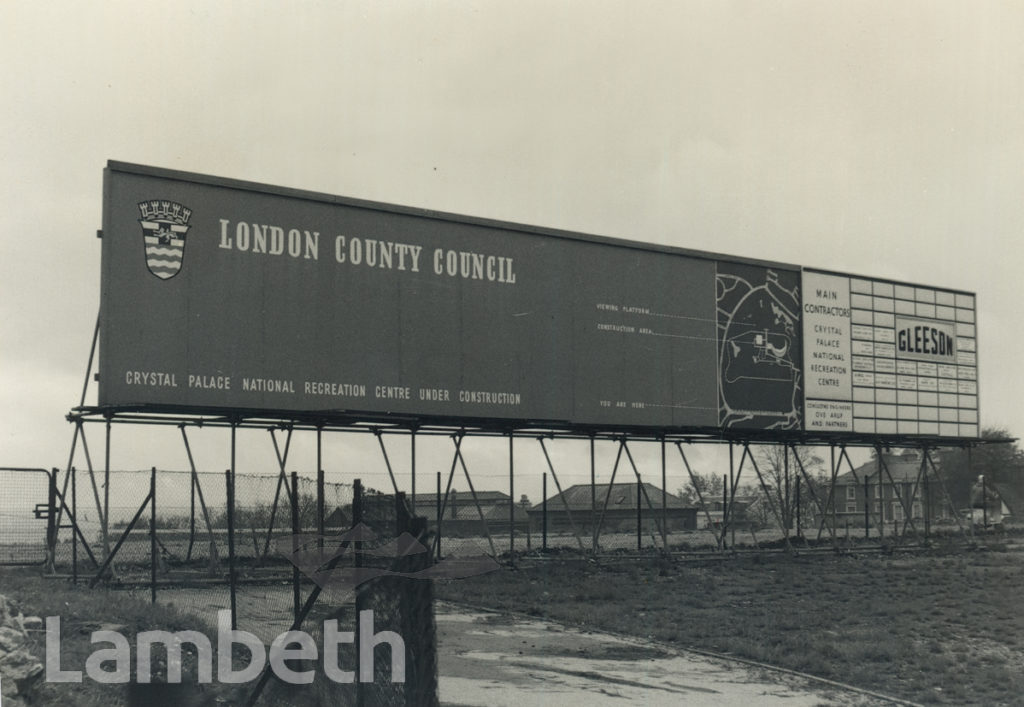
[2,2,1022,498]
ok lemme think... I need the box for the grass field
[437,537,1024,705]
[3,533,1022,705]
[0,566,241,705]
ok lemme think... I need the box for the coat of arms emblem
[138,200,192,279]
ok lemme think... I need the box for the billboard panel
[801,270,978,438]
[98,163,978,439]
[99,163,726,429]
[716,263,803,431]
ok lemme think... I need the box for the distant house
[408,489,530,536]
[989,482,1022,520]
[965,480,1020,526]
[830,450,950,528]
[324,506,350,529]
[528,482,697,533]
[698,494,766,530]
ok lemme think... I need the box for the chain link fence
[46,468,437,705]
[51,469,353,574]
[0,468,52,564]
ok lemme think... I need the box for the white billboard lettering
[802,272,852,401]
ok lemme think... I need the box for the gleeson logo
[894,316,957,363]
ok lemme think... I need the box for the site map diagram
[716,263,803,430]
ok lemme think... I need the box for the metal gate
[0,468,54,565]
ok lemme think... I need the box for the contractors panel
[801,269,978,438]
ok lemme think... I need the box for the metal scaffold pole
[228,423,237,630]
[508,430,515,566]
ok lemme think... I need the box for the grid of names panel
[849,278,977,437]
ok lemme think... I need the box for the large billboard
[98,162,978,439]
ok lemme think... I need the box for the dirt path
[155,586,899,705]
[434,602,895,706]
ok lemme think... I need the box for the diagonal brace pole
[537,437,587,552]
[815,444,841,541]
[900,450,929,537]
[674,442,723,551]
[745,443,793,553]
[53,483,99,569]
[181,426,219,564]
[373,430,402,496]
[261,427,294,560]
[721,444,747,549]
[88,490,152,588]
[621,441,669,552]
[876,451,920,538]
[594,440,625,547]
[924,447,967,535]
[452,439,498,558]
[431,434,464,557]
[787,444,838,547]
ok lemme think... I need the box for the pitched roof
[990,482,1024,515]
[836,452,929,485]
[414,497,530,522]
[532,482,692,511]
[414,489,512,506]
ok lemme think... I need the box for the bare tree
[677,469,720,509]
[750,445,826,530]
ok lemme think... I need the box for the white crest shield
[138,200,191,279]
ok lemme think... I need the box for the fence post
[784,445,790,530]
[411,428,417,513]
[661,439,667,549]
[395,490,438,705]
[71,466,78,585]
[103,418,111,561]
[722,474,728,550]
[864,474,870,540]
[924,470,931,539]
[352,478,364,707]
[525,503,531,551]
[291,471,300,625]
[226,468,237,630]
[436,471,442,561]
[508,431,515,567]
[637,478,642,551]
[590,435,597,553]
[394,491,407,536]
[730,455,737,549]
[150,466,157,604]
[795,474,801,540]
[47,469,57,571]
[542,472,547,552]
[187,468,196,561]
[317,425,324,550]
